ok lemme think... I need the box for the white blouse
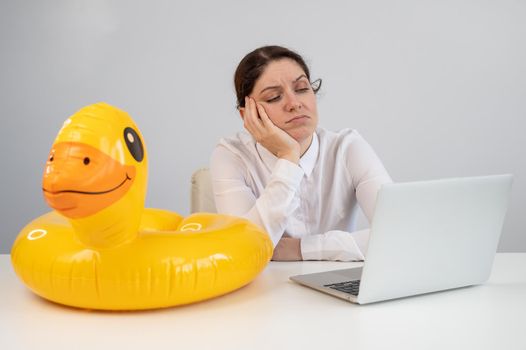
[210,127,392,261]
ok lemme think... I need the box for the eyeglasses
[311,78,322,93]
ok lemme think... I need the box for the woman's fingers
[255,102,274,129]
[242,97,300,163]
[245,97,267,136]
[243,97,262,137]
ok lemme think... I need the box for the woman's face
[247,58,319,143]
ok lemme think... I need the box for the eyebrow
[258,74,308,94]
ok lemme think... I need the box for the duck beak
[42,142,136,219]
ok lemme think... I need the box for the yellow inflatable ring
[11,103,273,310]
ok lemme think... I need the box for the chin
[289,128,315,143]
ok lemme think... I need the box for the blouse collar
[256,132,319,178]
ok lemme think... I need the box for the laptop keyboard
[324,280,361,296]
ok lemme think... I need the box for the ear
[238,107,245,120]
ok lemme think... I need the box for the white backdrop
[1,0,524,253]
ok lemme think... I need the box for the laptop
[290,174,513,304]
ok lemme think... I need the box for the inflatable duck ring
[11,103,273,310]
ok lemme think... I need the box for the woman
[210,45,392,261]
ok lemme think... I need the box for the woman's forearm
[271,237,302,261]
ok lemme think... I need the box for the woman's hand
[271,237,303,261]
[243,97,300,164]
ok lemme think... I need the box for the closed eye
[266,95,281,103]
[265,86,311,103]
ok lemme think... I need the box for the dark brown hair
[234,45,321,108]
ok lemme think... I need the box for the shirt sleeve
[210,145,304,247]
[300,229,370,261]
[301,131,393,261]
[345,131,393,221]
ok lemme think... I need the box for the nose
[283,90,302,112]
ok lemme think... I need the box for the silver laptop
[290,174,513,304]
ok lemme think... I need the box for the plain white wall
[1,0,524,253]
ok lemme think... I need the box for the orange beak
[42,142,136,219]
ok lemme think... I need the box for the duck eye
[83,157,90,165]
[49,155,54,162]
[123,127,144,162]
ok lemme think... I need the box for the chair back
[191,168,217,213]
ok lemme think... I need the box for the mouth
[42,172,135,219]
[42,141,138,219]
[42,174,132,196]
[286,115,310,124]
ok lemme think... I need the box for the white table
[1,253,525,350]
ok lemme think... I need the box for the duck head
[42,103,148,248]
